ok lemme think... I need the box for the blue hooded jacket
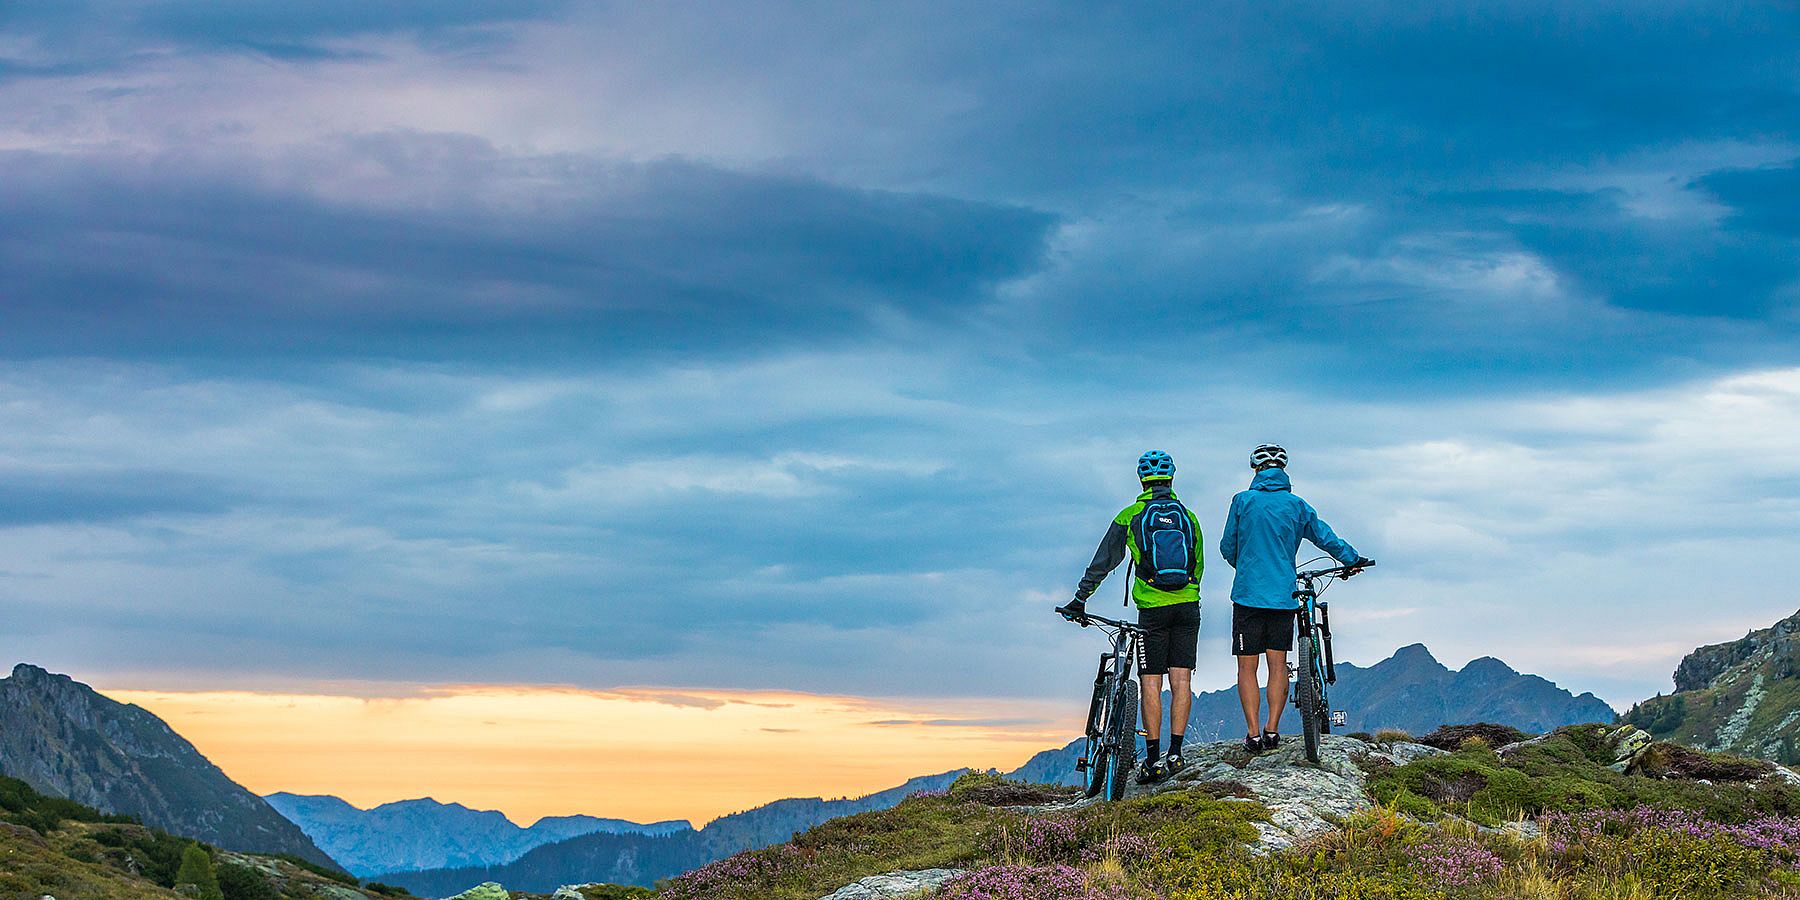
[1219,467,1359,610]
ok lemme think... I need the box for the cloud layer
[2,2,1798,716]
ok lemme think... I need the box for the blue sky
[2,1,1798,712]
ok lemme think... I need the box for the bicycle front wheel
[1297,634,1322,763]
[1105,680,1138,801]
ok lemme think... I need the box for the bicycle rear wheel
[1104,680,1138,801]
[1297,634,1323,763]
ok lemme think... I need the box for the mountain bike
[1292,559,1373,763]
[1054,605,1140,801]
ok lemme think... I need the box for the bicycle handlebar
[1296,559,1375,582]
[1053,605,1142,632]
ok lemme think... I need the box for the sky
[2,1,1799,824]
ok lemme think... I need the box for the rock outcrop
[446,883,509,900]
[816,868,966,899]
[1025,734,1442,853]
[1625,609,1800,762]
[0,663,338,868]
[1142,734,1442,850]
[1009,643,1603,787]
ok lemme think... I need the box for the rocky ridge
[0,663,337,868]
[1626,608,1800,762]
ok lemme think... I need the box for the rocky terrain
[1009,643,1613,786]
[1625,609,1800,763]
[620,722,1800,899]
[266,792,689,876]
[0,663,338,868]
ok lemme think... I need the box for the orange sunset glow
[106,684,1078,827]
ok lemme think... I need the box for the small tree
[175,843,225,900]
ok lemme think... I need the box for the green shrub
[0,775,134,834]
[86,825,194,887]
[944,772,1076,806]
[216,862,278,900]
[1415,722,1530,751]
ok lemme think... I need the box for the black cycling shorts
[1137,601,1199,675]
[1232,603,1296,655]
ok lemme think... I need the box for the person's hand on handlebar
[1055,597,1089,626]
[1345,557,1375,576]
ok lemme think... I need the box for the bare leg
[1168,668,1192,739]
[1263,649,1289,734]
[1139,673,1163,741]
[1235,655,1262,737]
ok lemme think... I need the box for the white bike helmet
[1251,444,1287,470]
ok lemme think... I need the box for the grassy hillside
[0,773,411,900]
[635,725,1800,900]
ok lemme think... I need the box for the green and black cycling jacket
[1074,483,1204,609]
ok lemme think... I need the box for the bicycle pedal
[1076,756,1090,771]
[1330,710,1348,727]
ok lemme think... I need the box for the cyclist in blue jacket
[1219,444,1371,754]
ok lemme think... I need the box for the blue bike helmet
[1137,450,1175,482]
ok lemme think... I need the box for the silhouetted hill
[374,771,963,894]
[0,663,337,869]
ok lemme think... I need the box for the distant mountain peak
[1461,656,1518,677]
[1384,643,1443,668]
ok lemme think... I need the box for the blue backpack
[1133,498,1197,590]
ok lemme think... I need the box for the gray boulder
[446,883,509,900]
[817,868,967,899]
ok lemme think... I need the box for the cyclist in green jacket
[1059,450,1202,784]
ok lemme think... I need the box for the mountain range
[1625,609,1800,763]
[264,791,690,876]
[0,663,337,869]
[1008,643,1615,785]
[372,771,964,895]
[0,642,1619,895]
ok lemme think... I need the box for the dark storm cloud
[0,471,235,524]
[0,144,1056,358]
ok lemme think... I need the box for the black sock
[1169,733,1184,755]
[1145,738,1161,763]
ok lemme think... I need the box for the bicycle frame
[1293,580,1340,713]
[1290,562,1370,761]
